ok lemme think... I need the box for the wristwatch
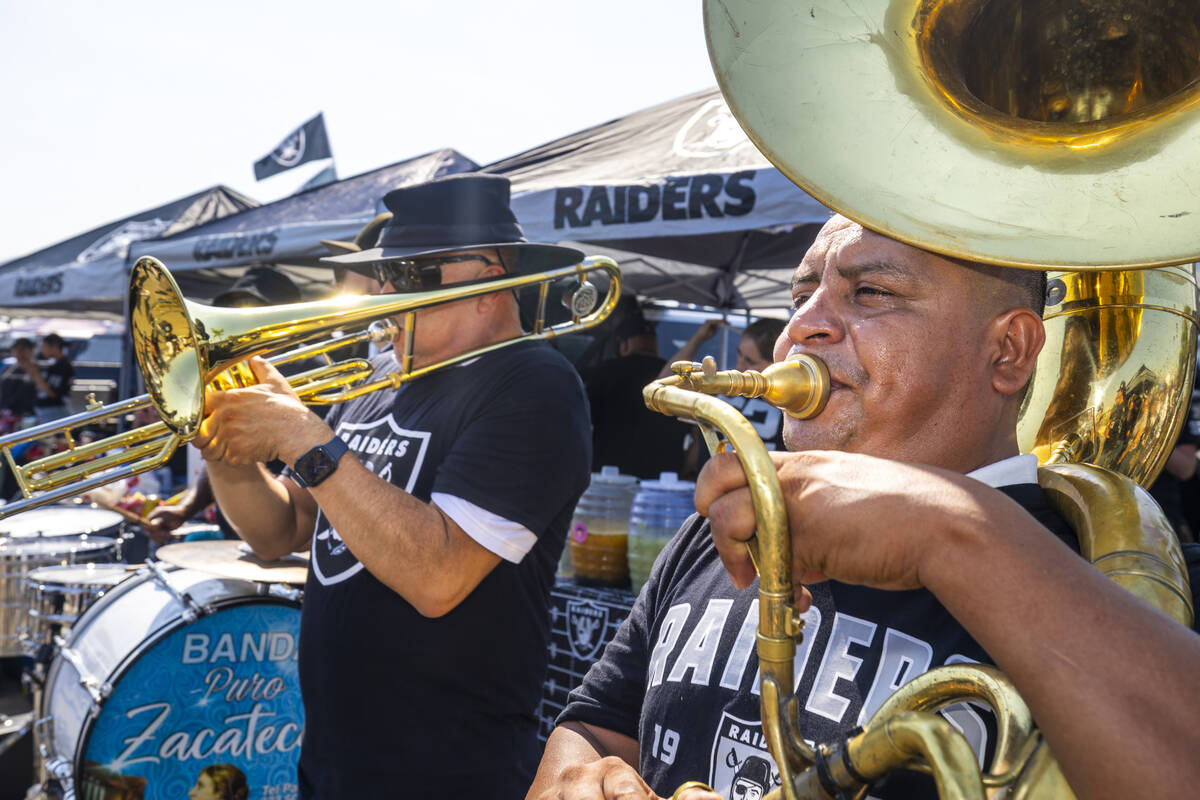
[291,436,350,488]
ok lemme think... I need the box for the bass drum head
[46,567,303,800]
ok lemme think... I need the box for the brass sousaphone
[644,2,1200,798]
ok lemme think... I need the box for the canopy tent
[485,87,833,310]
[129,148,478,303]
[0,186,258,317]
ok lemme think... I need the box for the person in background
[24,332,74,423]
[660,317,789,455]
[0,337,38,421]
[146,267,303,543]
[583,300,690,479]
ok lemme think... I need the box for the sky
[0,0,717,264]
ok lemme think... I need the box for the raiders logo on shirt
[310,415,431,586]
[708,712,780,800]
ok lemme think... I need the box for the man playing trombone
[529,214,1200,800]
[197,175,593,799]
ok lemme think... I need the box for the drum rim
[0,535,120,556]
[0,505,126,537]
[22,563,136,592]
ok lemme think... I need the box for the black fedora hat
[321,174,583,277]
[213,266,302,307]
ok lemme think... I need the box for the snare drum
[22,563,135,650]
[0,505,124,541]
[0,536,120,657]
[41,565,303,800]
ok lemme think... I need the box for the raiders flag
[253,112,333,180]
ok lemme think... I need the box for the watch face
[299,447,336,485]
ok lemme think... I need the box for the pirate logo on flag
[272,129,306,168]
[254,112,333,181]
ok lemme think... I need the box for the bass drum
[40,565,304,800]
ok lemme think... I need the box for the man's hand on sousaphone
[695,449,1015,608]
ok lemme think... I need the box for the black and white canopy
[486,88,833,309]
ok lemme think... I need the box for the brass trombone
[0,254,621,520]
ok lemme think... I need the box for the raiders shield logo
[672,98,760,160]
[271,129,307,168]
[565,600,610,660]
[311,415,431,586]
[708,712,780,800]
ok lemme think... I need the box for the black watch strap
[291,436,350,489]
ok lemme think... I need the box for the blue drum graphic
[42,567,304,800]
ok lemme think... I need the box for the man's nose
[784,289,844,346]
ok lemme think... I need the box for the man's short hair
[41,333,64,349]
[950,257,1047,316]
[11,337,33,351]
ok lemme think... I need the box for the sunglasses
[373,254,504,292]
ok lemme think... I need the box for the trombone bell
[129,255,207,437]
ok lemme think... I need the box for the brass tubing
[27,420,171,476]
[645,354,830,791]
[0,434,181,520]
[866,664,1035,781]
[29,438,171,492]
[1038,462,1194,626]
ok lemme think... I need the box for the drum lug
[267,583,303,603]
[147,561,211,621]
[33,714,52,758]
[54,637,112,709]
[43,752,74,781]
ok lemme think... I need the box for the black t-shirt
[560,483,1200,799]
[582,353,690,479]
[34,357,74,407]
[297,341,591,799]
[0,366,35,416]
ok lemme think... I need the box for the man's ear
[475,261,510,313]
[989,308,1045,397]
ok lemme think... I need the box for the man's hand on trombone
[194,356,332,467]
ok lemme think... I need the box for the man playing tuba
[529,214,1200,800]
[197,174,593,799]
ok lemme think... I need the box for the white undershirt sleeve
[430,492,539,564]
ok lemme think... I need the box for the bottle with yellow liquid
[568,466,639,588]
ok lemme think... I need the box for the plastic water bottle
[568,466,639,587]
[628,472,696,593]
